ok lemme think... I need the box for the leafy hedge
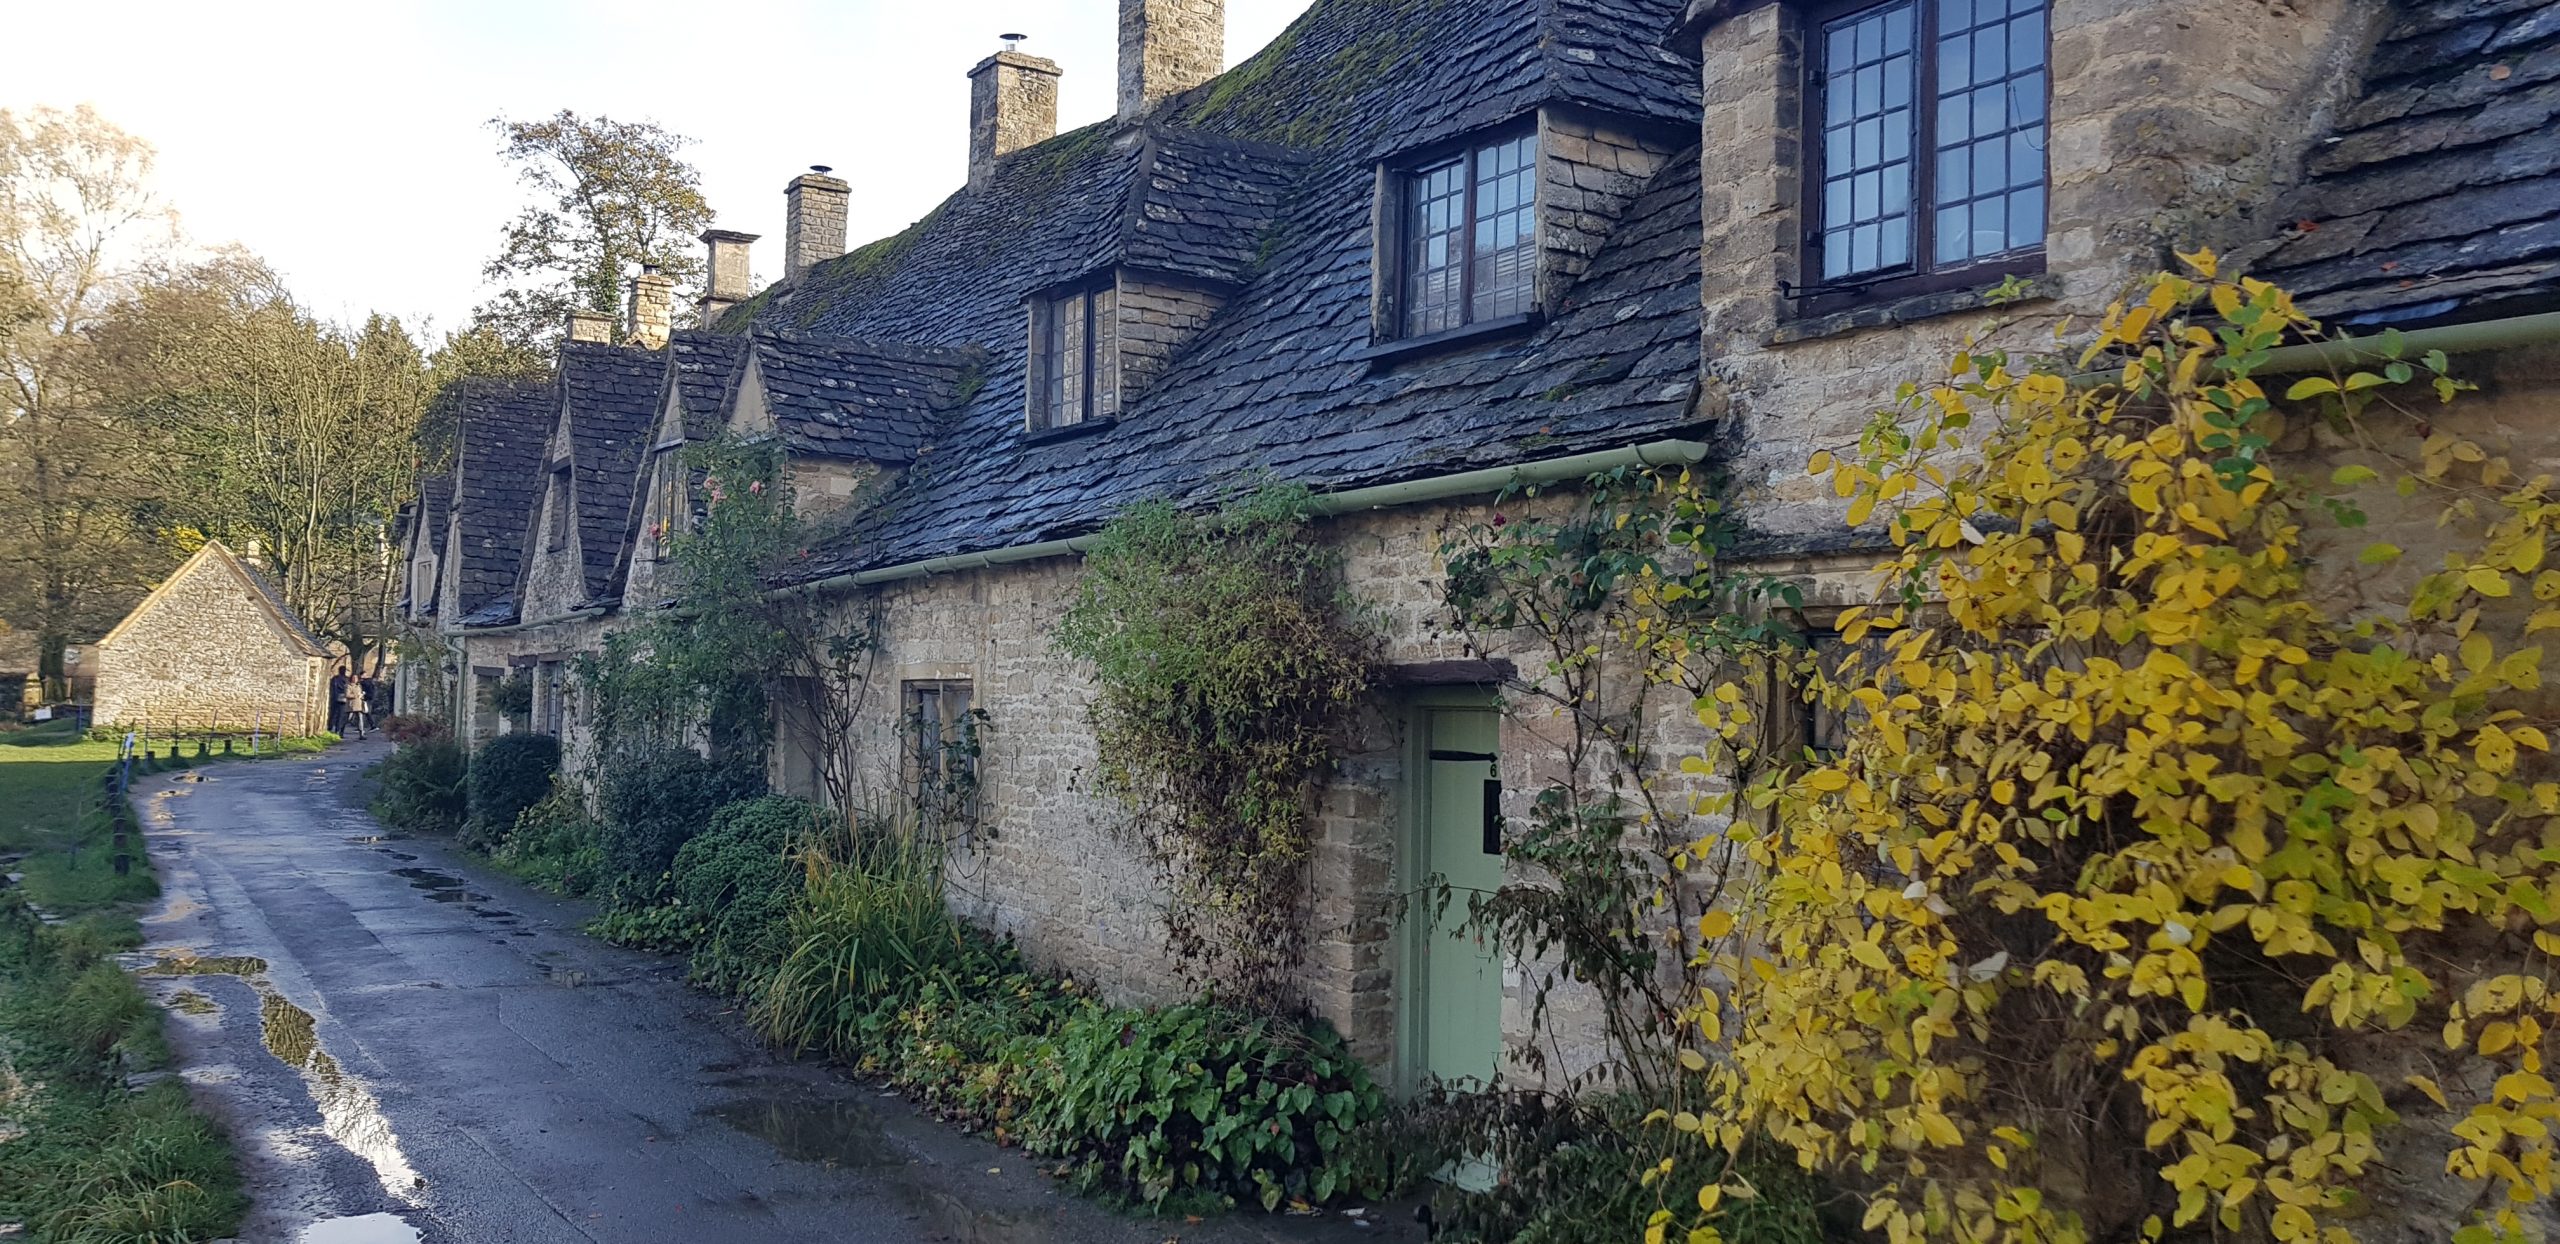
[464,732,559,851]
[670,796,821,995]
[492,779,606,895]
[369,736,468,834]
[595,747,761,897]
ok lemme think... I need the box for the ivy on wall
[1053,484,1375,1012]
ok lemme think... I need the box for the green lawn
[0,720,150,915]
[0,718,249,1242]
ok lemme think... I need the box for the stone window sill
[1770,277,2053,346]
[1024,416,1116,446]
[1360,311,1544,367]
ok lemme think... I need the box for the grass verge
[0,718,249,1242]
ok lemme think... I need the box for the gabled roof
[665,329,748,441]
[98,539,331,659]
[738,332,980,465]
[2247,0,2560,325]
[554,341,661,600]
[446,378,554,619]
[713,0,1701,581]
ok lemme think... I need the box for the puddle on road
[296,1212,421,1244]
[705,1096,899,1169]
[260,991,426,1203]
[145,954,270,977]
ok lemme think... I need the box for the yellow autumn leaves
[1672,261,2560,1244]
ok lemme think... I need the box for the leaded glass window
[1811,0,2047,290]
[1029,283,1119,431]
[1398,130,1538,338]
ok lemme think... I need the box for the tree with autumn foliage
[1674,258,2559,1244]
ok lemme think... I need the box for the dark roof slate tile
[448,378,553,618]
[742,332,979,464]
[2251,0,2560,325]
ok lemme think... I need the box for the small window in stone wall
[545,462,572,552]
[904,680,979,825]
[539,660,566,737]
[1800,0,2048,308]
[1026,281,1118,432]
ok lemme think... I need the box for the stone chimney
[968,49,1062,188]
[1118,0,1223,119]
[626,266,674,349]
[566,310,614,344]
[784,167,849,285]
[698,229,759,327]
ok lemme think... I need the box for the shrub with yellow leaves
[1678,257,2558,1244]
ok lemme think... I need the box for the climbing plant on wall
[578,434,884,805]
[1052,484,1375,1012]
[1678,257,2558,1244]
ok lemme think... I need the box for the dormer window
[1388,130,1538,340]
[544,462,571,552]
[1027,281,1119,432]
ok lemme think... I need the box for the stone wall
[968,53,1063,188]
[93,553,328,735]
[519,475,587,624]
[789,498,1644,1087]
[785,172,851,284]
[1114,276,1224,406]
[1539,108,1684,307]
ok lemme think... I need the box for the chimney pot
[566,310,614,344]
[698,229,760,327]
[784,170,850,285]
[968,50,1062,188]
[626,269,674,350]
[1119,0,1224,119]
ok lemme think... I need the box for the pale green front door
[1420,707,1503,1088]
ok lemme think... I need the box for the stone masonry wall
[969,53,1063,187]
[94,555,327,735]
[1119,0,1224,118]
[801,499,1662,1087]
[520,478,587,624]
[1540,108,1684,308]
[1115,276,1225,406]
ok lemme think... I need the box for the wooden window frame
[1378,122,1540,342]
[1026,278,1118,433]
[544,461,572,553]
[1796,0,2051,316]
[903,679,976,815]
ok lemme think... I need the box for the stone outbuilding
[91,540,335,735]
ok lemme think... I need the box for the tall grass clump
[751,825,970,1054]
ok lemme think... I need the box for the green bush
[751,831,970,1052]
[370,736,467,833]
[671,795,822,996]
[1023,1004,1389,1213]
[464,732,560,851]
[596,747,761,896]
[493,779,607,895]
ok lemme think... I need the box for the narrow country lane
[126,743,1182,1244]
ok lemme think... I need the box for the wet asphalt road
[131,742,987,1244]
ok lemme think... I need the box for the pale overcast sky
[5,0,1315,337]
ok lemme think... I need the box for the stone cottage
[92,539,335,736]
[400,0,2560,1107]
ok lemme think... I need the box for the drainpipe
[787,437,1715,593]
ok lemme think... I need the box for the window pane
[1815,0,1919,279]
[1404,156,1466,336]
[1057,292,1086,424]
[1470,134,1537,321]
[1090,285,1119,420]
[1926,0,2048,266]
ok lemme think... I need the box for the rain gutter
[2069,308,2560,386]
[789,437,1715,594]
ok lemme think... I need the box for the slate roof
[741,332,981,464]
[718,0,1703,580]
[2248,0,2560,326]
[665,330,747,441]
[553,341,662,601]
[446,378,554,621]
